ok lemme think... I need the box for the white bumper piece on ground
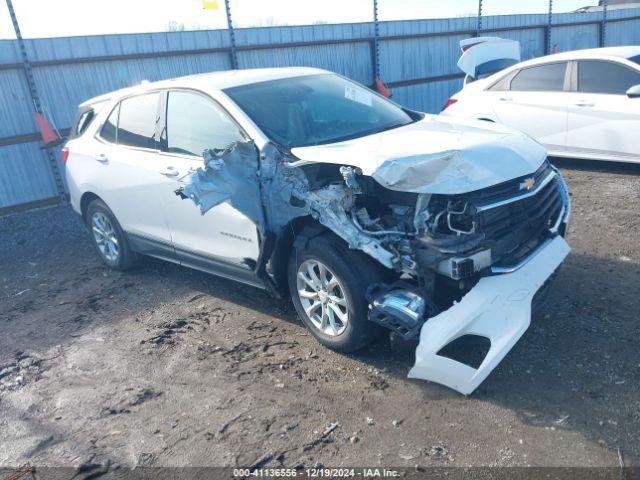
[408,236,571,395]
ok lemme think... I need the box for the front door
[566,60,640,161]
[157,89,261,269]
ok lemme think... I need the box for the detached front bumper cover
[409,236,571,395]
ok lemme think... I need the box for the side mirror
[626,84,640,98]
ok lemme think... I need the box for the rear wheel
[85,199,137,270]
[288,233,388,353]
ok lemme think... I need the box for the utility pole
[476,0,483,37]
[5,0,66,202]
[224,0,238,69]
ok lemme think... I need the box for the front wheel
[287,233,388,353]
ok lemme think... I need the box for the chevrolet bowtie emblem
[519,177,535,191]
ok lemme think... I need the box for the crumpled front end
[367,160,572,394]
[176,135,571,395]
[408,236,570,394]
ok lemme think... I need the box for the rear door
[157,89,261,268]
[95,92,174,255]
[566,60,640,161]
[489,61,570,152]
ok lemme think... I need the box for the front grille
[463,161,554,205]
[475,165,564,266]
[478,174,563,238]
[431,161,566,268]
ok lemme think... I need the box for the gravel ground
[0,161,639,471]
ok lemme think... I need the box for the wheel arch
[267,216,329,295]
[267,214,397,297]
[79,192,103,222]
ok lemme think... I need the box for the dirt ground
[1,160,639,471]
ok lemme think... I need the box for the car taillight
[441,98,458,112]
[61,147,69,165]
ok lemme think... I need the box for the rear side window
[165,90,242,156]
[117,93,160,149]
[510,62,567,92]
[578,60,640,94]
[488,70,518,91]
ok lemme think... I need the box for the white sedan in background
[441,39,640,164]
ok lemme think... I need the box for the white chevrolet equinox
[64,67,571,394]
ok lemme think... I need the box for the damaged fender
[177,141,265,227]
[177,142,399,269]
[408,236,571,395]
[176,141,309,236]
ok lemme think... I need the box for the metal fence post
[372,0,381,81]
[601,0,608,47]
[476,0,483,37]
[224,0,238,69]
[546,0,553,54]
[5,0,66,203]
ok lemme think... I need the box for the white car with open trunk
[442,38,640,164]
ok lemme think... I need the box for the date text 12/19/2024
[233,468,401,478]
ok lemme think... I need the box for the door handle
[499,97,513,102]
[159,166,179,177]
[95,153,108,163]
[575,102,595,107]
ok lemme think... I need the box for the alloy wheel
[91,212,119,262]
[296,259,349,336]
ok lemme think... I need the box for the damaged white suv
[64,67,571,394]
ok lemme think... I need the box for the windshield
[224,74,415,148]
[630,55,640,67]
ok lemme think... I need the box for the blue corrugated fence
[1,8,640,212]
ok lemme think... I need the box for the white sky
[0,0,595,39]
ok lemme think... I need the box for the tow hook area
[409,236,570,394]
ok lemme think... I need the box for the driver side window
[577,60,640,95]
[165,90,243,157]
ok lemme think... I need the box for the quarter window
[509,62,567,92]
[116,93,160,149]
[76,110,95,136]
[72,101,106,138]
[165,91,242,157]
[578,60,640,94]
[100,104,119,144]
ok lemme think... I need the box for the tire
[288,232,388,353]
[85,198,137,271]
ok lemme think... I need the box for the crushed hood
[291,115,547,195]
